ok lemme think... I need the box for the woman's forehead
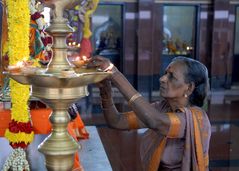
[167,61,187,73]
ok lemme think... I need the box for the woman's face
[159,61,189,99]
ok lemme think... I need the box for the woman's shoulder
[188,106,211,127]
[151,99,171,112]
[189,106,208,116]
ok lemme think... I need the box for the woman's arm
[110,70,171,135]
[89,56,182,136]
[99,80,146,130]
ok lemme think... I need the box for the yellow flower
[5,0,34,145]
[5,129,34,144]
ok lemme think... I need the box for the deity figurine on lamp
[30,0,53,65]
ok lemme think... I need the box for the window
[156,5,198,93]
[162,5,197,57]
[92,4,123,69]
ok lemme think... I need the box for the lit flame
[82,55,87,61]
[16,61,24,67]
[75,56,80,61]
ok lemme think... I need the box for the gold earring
[184,94,188,98]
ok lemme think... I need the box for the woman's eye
[169,73,178,81]
[168,73,174,79]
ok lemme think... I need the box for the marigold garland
[4,0,34,148]
[3,0,33,170]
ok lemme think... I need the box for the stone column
[210,0,231,89]
[137,0,154,99]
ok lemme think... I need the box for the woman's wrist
[99,79,112,98]
[103,63,114,72]
[101,98,114,109]
[111,66,120,77]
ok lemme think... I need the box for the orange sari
[124,100,211,171]
[139,101,211,171]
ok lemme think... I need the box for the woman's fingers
[87,58,101,68]
[87,56,112,70]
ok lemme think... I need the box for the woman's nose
[159,75,167,83]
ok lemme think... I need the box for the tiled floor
[207,101,239,171]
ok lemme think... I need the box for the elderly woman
[88,56,211,171]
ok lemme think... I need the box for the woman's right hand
[87,55,115,72]
[87,56,118,99]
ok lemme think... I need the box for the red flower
[23,122,33,134]
[9,120,19,133]
[8,120,33,134]
[10,142,28,149]
[8,120,33,149]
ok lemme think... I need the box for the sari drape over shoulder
[140,100,211,171]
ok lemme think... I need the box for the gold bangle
[128,93,142,106]
[103,63,114,72]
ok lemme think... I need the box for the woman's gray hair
[172,56,209,107]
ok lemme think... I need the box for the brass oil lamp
[5,0,110,170]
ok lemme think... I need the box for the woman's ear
[187,82,195,96]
